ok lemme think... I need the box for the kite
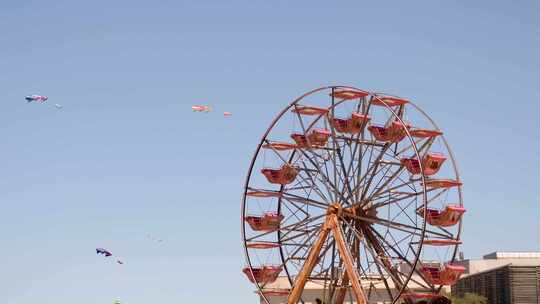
[117,260,124,265]
[191,105,211,113]
[96,248,112,257]
[25,95,61,109]
[223,111,232,117]
[25,95,48,103]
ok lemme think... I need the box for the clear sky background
[1,1,539,303]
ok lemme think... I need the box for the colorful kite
[96,248,112,257]
[191,105,212,113]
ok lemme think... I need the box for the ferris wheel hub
[326,203,342,216]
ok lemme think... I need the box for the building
[452,252,540,304]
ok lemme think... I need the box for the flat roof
[483,251,540,259]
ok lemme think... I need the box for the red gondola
[420,263,466,285]
[401,153,447,176]
[401,157,421,175]
[332,118,349,133]
[291,129,331,147]
[245,212,285,231]
[330,89,369,100]
[243,265,283,284]
[261,164,298,185]
[371,96,409,107]
[418,205,466,227]
[368,121,410,143]
[331,113,371,134]
[423,153,447,176]
[308,128,331,145]
[292,105,329,116]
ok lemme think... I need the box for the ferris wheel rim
[241,86,463,304]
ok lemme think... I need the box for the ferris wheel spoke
[363,163,398,204]
[280,225,322,250]
[364,250,400,301]
[280,213,326,233]
[296,150,350,206]
[308,151,337,201]
[338,98,372,194]
[395,137,425,157]
[245,187,327,209]
[281,199,311,224]
[358,240,395,300]
[263,139,295,164]
[365,161,412,202]
[342,135,373,203]
[396,136,436,158]
[282,193,329,209]
[295,165,332,203]
[387,197,420,228]
[426,225,456,240]
[422,188,450,208]
[350,162,393,205]
[283,227,322,265]
[368,140,433,200]
[369,176,418,202]
[350,134,369,203]
[325,118,356,206]
[284,185,318,191]
[292,105,342,199]
[295,164,331,201]
[247,214,323,242]
[281,200,310,218]
[349,229,394,297]
[370,216,450,239]
[360,225,407,292]
[280,222,324,243]
[352,138,377,197]
[369,138,436,202]
[283,171,330,206]
[298,155,336,196]
[383,228,413,259]
[283,231,319,259]
[339,219,387,279]
[345,154,388,203]
[396,266,433,290]
[376,176,419,205]
[360,144,393,200]
[371,186,436,210]
[342,211,449,239]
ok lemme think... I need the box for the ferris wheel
[241,86,466,304]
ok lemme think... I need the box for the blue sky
[1,1,539,303]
